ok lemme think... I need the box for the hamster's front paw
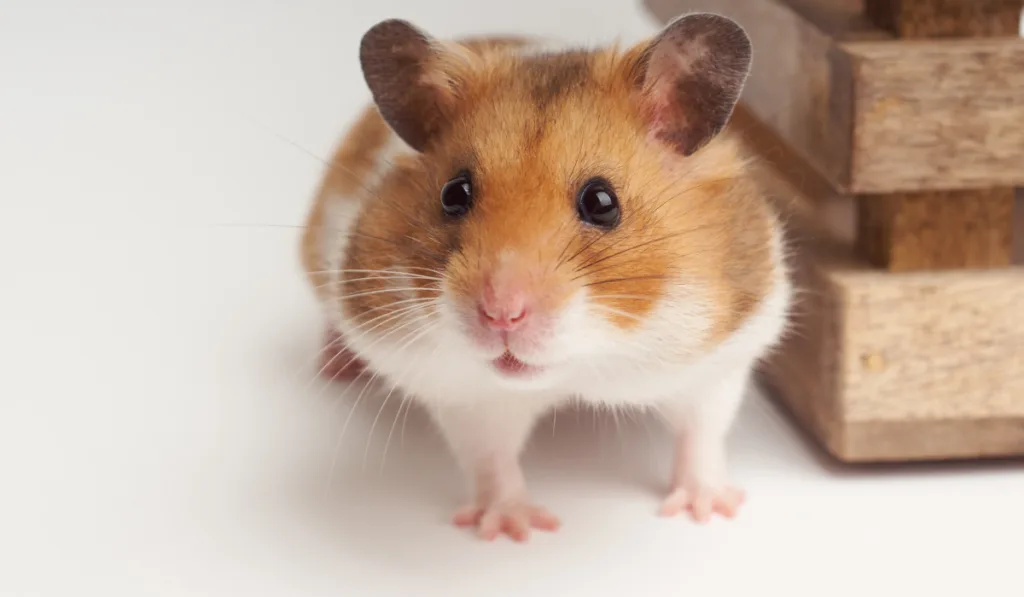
[319,328,366,381]
[660,481,745,523]
[452,498,561,542]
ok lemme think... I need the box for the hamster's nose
[478,286,529,332]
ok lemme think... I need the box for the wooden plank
[856,189,1015,271]
[758,170,1024,463]
[835,265,1024,425]
[846,38,1024,193]
[864,0,1024,38]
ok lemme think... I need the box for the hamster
[300,14,792,542]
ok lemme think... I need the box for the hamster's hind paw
[452,499,561,542]
[660,483,745,523]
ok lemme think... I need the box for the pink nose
[479,289,528,331]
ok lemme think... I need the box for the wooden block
[856,189,1015,271]
[864,0,1024,38]
[758,178,1024,462]
[845,37,1024,193]
[643,0,1024,193]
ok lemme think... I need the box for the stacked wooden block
[647,0,1024,462]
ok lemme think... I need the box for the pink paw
[660,483,745,523]
[452,500,561,542]
[319,330,366,381]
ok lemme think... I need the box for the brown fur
[302,32,774,347]
[300,104,391,301]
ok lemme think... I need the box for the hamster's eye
[576,178,620,229]
[440,173,473,217]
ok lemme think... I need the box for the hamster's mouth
[491,351,543,377]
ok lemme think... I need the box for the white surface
[2,1,1022,596]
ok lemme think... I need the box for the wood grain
[846,38,1024,193]
[836,264,1024,424]
[856,189,1015,270]
[864,0,1024,38]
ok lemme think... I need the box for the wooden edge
[845,418,1024,462]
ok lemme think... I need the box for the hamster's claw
[660,484,745,523]
[453,500,561,542]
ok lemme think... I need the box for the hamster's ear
[359,19,468,152]
[627,13,751,156]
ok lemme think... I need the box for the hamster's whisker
[401,339,443,448]
[589,294,659,302]
[327,300,437,333]
[588,304,646,322]
[383,393,412,471]
[398,264,447,277]
[583,275,670,288]
[647,177,738,217]
[569,260,637,283]
[295,332,348,392]
[332,301,439,331]
[349,296,440,319]
[559,229,611,269]
[213,223,306,229]
[329,366,385,483]
[243,119,424,226]
[343,302,438,341]
[350,305,439,347]
[313,279,442,293]
[328,311,439,481]
[314,281,436,294]
[332,287,443,301]
[572,229,703,275]
[334,277,441,289]
[316,302,438,382]
[348,231,447,263]
[307,268,444,281]
[352,316,438,468]
[364,320,440,472]
[330,302,438,345]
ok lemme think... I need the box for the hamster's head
[342,15,772,391]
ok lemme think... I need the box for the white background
[2,1,1022,596]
